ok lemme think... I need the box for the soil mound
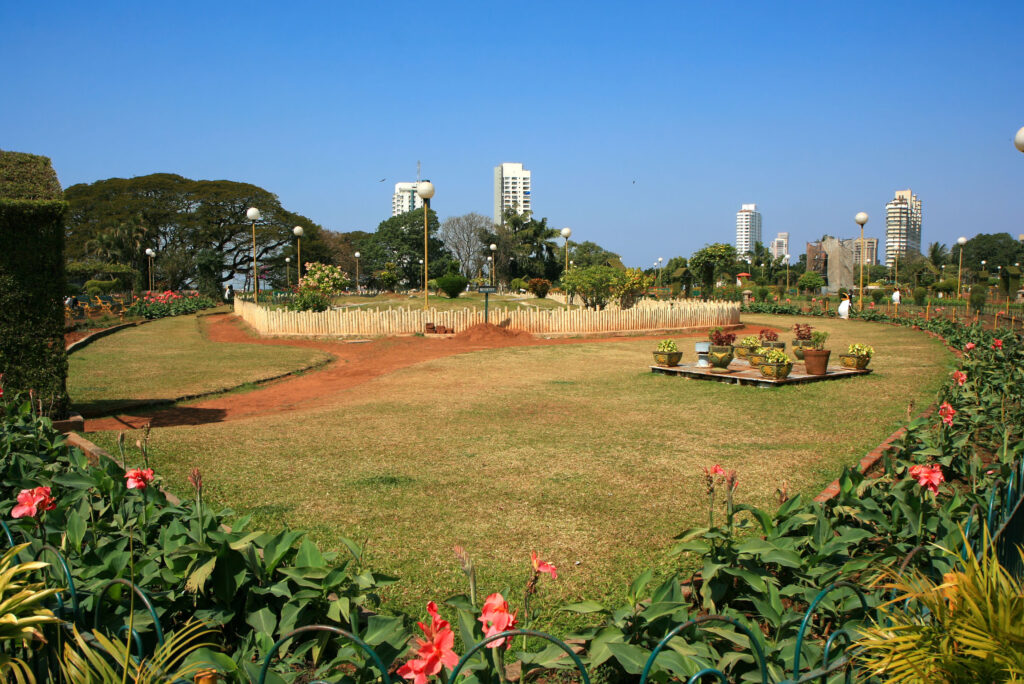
[456,323,533,344]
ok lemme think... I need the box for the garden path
[84,313,770,432]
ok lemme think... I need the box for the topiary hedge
[0,152,69,418]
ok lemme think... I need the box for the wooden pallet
[650,360,871,387]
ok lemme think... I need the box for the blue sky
[3,2,1022,267]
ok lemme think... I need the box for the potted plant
[839,343,874,370]
[735,335,761,360]
[748,346,769,366]
[802,330,831,375]
[792,324,813,360]
[759,328,785,350]
[758,347,793,379]
[653,339,683,367]
[707,327,736,372]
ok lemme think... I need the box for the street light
[560,227,572,275]
[489,243,497,287]
[419,259,424,290]
[354,251,361,294]
[487,255,494,286]
[657,256,664,289]
[956,236,967,298]
[293,226,304,280]
[416,181,435,310]
[1015,126,1024,154]
[285,257,291,287]
[784,254,791,292]
[145,248,155,291]
[246,207,261,302]
[855,212,868,310]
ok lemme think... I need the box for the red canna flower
[992,339,1003,349]
[909,464,945,494]
[952,371,967,386]
[11,486,56,519]
[938,402,956,427]
[531,551,558,579]
[125,468,155,489]
[397,602,459,684]
[478,593,518,648]
[964,342,975,351]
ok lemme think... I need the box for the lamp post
[1015,126,1024,154]
[419,259,424,291]
[855,212,868,310]
[784,254,791,292]
[293,226,304,280]
[560,227,572,275]
[416,181,435,310]
[145,248,155,291]
[489,243,497,287]
[246,207,261,303]
[285,257,291,287]
[956,236,967,299]
[657,256,664,288]
[354,251,361,294]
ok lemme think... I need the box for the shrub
[83,279,118,297]
[289,290,330,312]
[613,268,654,309]
[871,289,886,305]
[436,273,468,299]
[739,335,761,348]
[753,286,769,302]
[970,284,987,312]
[299,262,350,295]
[527,278,551,298]
[809,330,830,350]
[797,271,825,293]
[562,265,618,309]
[509,277,528,292]
[709,327,736,346]
[934,278,957,295]
[913,287,927,305]
[793,323,813,340]
[759,328,779,342]
[763,348,790,364]
[848,343,875,358]
[656,339,678,352]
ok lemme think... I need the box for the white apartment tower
[770,232,790,260]
[885,189,922,267]
[493,162,532,225]
[392,182,424,216]
[736,204,763,257]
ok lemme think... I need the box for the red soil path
[84,314,771,432]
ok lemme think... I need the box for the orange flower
[478,593,518,648]
[397,602,459,684]
[938,402,956,427]
[531,551,557,579]
[909,464,944,494]
[11,486,56,519]
[952,371,966,386]
[125,468,155,489]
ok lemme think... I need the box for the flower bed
[125,290,217,319]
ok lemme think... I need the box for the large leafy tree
[482,208,560,284]
[64,174,327,291]
[358,208,452,288]
[951,233,1024,272]
[688,243,738,297]
[568,241,624,270]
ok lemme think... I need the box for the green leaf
[628,568,654,601]
[721,566,768,593]
[607,642,653,674]
[245,606,278,639]
[560,600,607,614]
[295,538,325,567]
[66,509,86,554]
[362,615,407,648]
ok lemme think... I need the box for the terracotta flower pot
[802,349,831,375]
[839,353,870,370]
[653,351,683,367]
[759,361,793,379]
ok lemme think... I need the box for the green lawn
[86,314,953,629]
[68,315,330,416]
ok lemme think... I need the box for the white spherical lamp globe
[293,226,304,237]
[354,251,360,258]
[957,236,967,246]
[560,227,572,239]
[246,207,261,221]
[855,212,868,226]
[1015,126,1024,153]
[490,243,497,251]
[285,257,290,263]
[145,248,154,257]
[416,181,435,199]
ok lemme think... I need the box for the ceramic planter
[839,353,871,370]
[802,348,831,375]
[735,346,754,359]
[653,350,683,367]
[759,361,793,379]
[748,350,768,366]
[707,345,734,371]
[792,339,811,360]
[763,341,785,350]
[694,341,711,368]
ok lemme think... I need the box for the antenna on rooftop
[416,160,421,183]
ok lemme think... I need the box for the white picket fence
[233,298,739,337]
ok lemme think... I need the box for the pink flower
[125,468,155,489]
[478,593,518,648]
[938,402,956,427]
[952,371,967,386]
[397,602,459,684]
[11,486,56,519]
[531,551,558,579]
[993,339,1003,350]
[707,464,725,476]
[965,342,975,351]
[909,464,945,494]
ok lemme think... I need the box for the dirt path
[84,314,770,432]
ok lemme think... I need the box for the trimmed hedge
[0,152,70,417]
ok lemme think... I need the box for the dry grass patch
[87,314,952,628]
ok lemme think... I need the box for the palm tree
[927,241,950,268]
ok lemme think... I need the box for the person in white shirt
[838,292,852,319]
[892,288,901,306]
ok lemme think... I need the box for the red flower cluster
[141,290,201,305]
[909,464,945,494]
[952,371,967,386]
[964,342,976,351]
[938,402,956,427]
[397,602,459,684]
[478,593,518,648]
[993,339,1003,350]
[12,486,56,518]
[125,468,155,489]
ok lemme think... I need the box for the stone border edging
[66,321,149,354]
[811,326,962,502]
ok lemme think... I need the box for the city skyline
[2,2,1022,267]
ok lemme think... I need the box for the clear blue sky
[3,2,1022,267]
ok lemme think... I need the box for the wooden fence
[233,299,740,337]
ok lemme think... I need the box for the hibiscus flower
[909,464,945,494]
[11,486,56,519]
[125,468,155,490]
[478,593,518,648]
[397,602,459,684]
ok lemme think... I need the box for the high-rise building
[736,204,762,257]
[885,189,922,267]
[493,162,532,224]
[392,182,424,216]
[770,232,790,260]
[846,237,879,266]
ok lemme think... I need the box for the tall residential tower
[493,162,532,224]
[736,204,762,258]
[884,189,922,267]
[392,182,424,216]
[770,232,790,260]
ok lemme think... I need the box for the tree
[614,268,655,309]
[562,265,618,309]
[797,271,825,293]
[688,243,738,297]
[358,208,453,289]
[439,213,489,277]
[481,208,560,285]
[951,233,1024,272]
[927,242,950,268]
[568,241,624,270]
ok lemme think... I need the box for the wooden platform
[650,360,872,387]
